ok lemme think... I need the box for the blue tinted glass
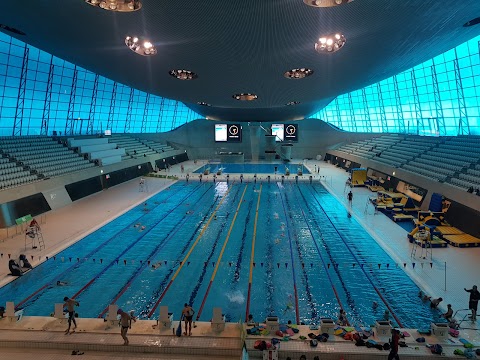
[0,33,203,135]
[310,35,480,136]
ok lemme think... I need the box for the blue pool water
[193,163,311,175]
[0,182,443,328]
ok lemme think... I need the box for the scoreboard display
[215,124,242,142]
[271,123,298,142]
[284,124,298,141]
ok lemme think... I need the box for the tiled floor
[0,159,479,359]
[0,348,233,360]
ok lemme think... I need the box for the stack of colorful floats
[369,190,420,222]
[409,212,480,248]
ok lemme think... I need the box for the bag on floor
[448,328,459,337]
[430,344,443,355]
[254,340,267,351]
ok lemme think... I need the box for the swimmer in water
[186,210,194,215]
[134,223,140,228]
[152,262,161,269]
[140,226,146,231]
[283,295,294,314]
[57,281,68,286]
[372,301,378,310]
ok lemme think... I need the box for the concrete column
[249,125,261,161]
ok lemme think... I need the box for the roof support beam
[124,88,134,133]
[13,44,29,136]
[40,55,54,136]
[431,61,445,136]
[410,69,424,135]
[334,98,342,129]
[141,93,150,133]
[65,65,78,136]
[347,93,357,132]
[156,97,166,133]
[393,75,405,134]
[106,82,117,132]
[87,74,99,135]
[376,83,388,133]
[171,101,179,130]
[454,50,470,135]
[361,88,372,132]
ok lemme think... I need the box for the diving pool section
[193,163,311,175]
[0,181,443,329]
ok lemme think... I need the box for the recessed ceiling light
[286,101,301,106]
[284,68,314,79]
[0,24,26,36]
[315,33,346,53]
[232,93,258,101]
[303,0,353,7]
[169,70,198,80]
[85,0,142,12]
[125,36,156,56]
[197,102,212,106]
[464,17,480,27]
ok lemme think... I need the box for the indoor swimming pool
[0,181,443,329]
[193,163,311,175]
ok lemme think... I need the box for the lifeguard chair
[411,225,433,260]
[139,177,148,192]
[24,219,44,251]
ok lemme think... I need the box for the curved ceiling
[1,0,480,122]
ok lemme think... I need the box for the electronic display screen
[215,124,228,142]
[284,124,298,142]
[227,124,242,142]
[215,124,242,142]
[104,130,112,136]
[271,124,284,141]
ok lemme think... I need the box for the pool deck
[0,159,479,359]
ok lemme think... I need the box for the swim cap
[117,309,122,314]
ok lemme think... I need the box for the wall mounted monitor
[104,129,112,136]
[271,124,284,141]
[284,124,298,141]
[215,124,228,142]
[227,124,242,142]
[215,124,242,142]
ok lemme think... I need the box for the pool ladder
[453,309,478,330]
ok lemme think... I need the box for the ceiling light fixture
[303,0,353,7]
[284,68,314,79]
[197,102,212,106]
[315,33,346,53]
[232,93,258,101]
[169,69,198,80]
[85,0,142,12]
[125,36,157,56]
[285,101,301,106]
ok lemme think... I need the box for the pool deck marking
[147,183,234,318]
[310,185,405,328]
[14,184,186,311]
[294,184,348,324]
[70,184,205,301]
[97,184,212,318]
[277,183,300,325]
[245,184,262,321]
[196,185,248,321]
